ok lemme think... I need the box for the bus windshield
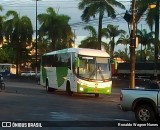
[76,55,111,81]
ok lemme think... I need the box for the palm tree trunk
[16,42,20,76]
[140,43,142,62]
[144,45,146,62]
[111,37,115,59]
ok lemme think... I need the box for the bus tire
[66,82,73,96]
[95,94,99,97]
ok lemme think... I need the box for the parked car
[21,71,36,77]
[134,78,159,89]
[0,74,3,82]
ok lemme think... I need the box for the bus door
[69,53,77,92]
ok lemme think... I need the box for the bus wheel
[66,82,73,96]
[95,94,99,97]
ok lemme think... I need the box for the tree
[79,25,109,52]
[78,0,125,50]
[36,37,50,55]
[103,24,126,58]
[0,43,15,63]
[116,34,130,55]
[136,0,157,30]
[137,29,154,62]
[38,7,74,51]
[114,50,129,61]
[136,0,159,74]
[79,25,99,49]
[4,10,33,75]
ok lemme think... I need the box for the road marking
[114,119,131,121]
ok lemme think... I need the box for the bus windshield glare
[76,55,111,81]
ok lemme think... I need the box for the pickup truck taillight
[120,92,123,101]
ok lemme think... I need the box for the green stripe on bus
[56,67,68,87]
[42,67,47,83]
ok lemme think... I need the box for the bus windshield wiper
[88,68,96,81]
[98,67,105,82]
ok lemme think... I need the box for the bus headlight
[80,87,84,91]
[107,89,110,93]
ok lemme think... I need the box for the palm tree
[37,37,50,55]
[114,50,129,61]
[78,0,125,50]
[136,0,157,30]
[79,25,109,52]
[116,34,130,55]
[4,10,33,75]
[0,5,4,45]
[103,24,126,58]
[137,0,159,74]
[79,25,99,49]
[136,47,154,62]
[38,7,73,51]
[137,29,154,62]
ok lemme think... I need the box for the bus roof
[43,48,110,57]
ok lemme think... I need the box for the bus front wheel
[66,82,73,96]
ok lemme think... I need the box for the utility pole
[130,0,136,88]
[154,0,159,79]
[35,0,38,75]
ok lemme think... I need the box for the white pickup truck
[119,81,160,122]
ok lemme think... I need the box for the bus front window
[77,55,111,81]
[96,58,111,81]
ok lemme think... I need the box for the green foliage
[114,50,129,61]
[0,43,15,63]
[38,7,74,51]
[136,29,154,62]
[79,25,99,49]
[3,10,33,74]
[136,0,157,30]
[103,24,126,58]
[78,0,125,49]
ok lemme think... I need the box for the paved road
[0,79,158,130]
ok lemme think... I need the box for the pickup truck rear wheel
[135,105,155,122]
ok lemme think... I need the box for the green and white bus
[40,48,112,97]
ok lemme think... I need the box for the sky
[0,0,149,50]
